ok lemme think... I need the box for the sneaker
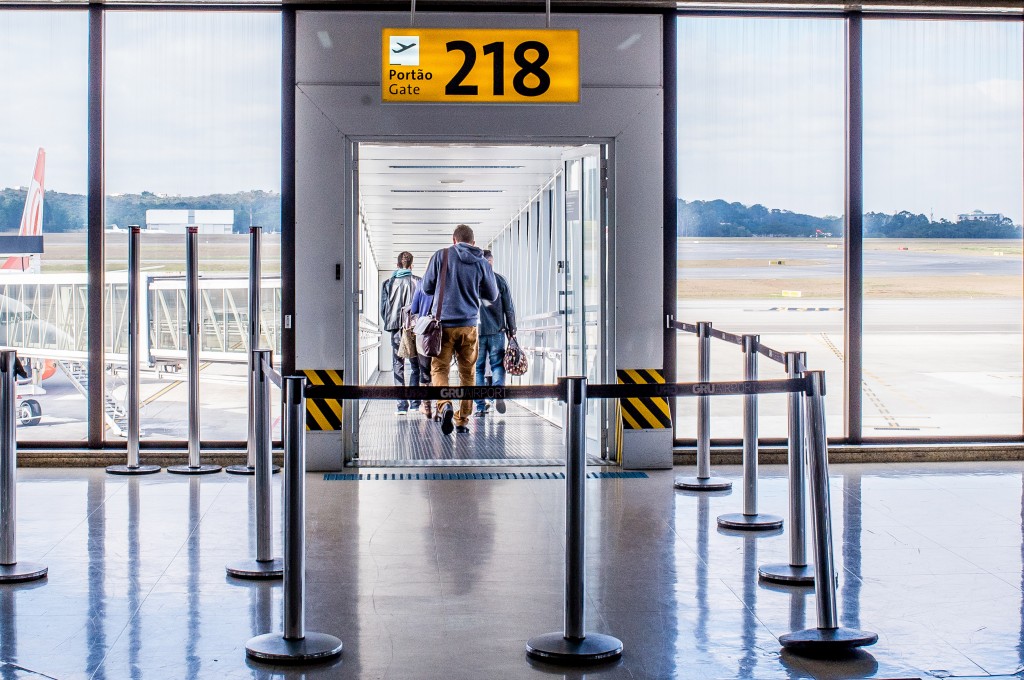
[495,397,506,414]
[439,404,454,435]
[473,410,486,418]
[396,408,408,416]
[455,425,470,434]
[421,401,433,419]
[484,403,493,413]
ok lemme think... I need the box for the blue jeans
[391,331,422,410]
[475,333,506,411]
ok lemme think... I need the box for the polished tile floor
[2,462,1024,679]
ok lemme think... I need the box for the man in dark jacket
[380,251,420,415]
[474,250,516,417]
[421,225,498,434]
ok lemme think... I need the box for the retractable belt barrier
[227,227,279,476]
[168,227,221,476]
[301,378,807,403]
[245,366,873,663]
[245,373,343,665]
[670,320,877,656]
[106,226,161,477]
[226,349,283,581]
[0,350,47,583]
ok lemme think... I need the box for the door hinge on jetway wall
[665,314,674,330]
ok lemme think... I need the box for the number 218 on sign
[382,28,579,104]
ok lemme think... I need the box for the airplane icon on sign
[389,35,420,65]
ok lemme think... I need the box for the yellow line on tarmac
[140,361,214,407]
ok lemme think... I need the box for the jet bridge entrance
[351,142,609,466]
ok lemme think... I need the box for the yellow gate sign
[382,28,579,104]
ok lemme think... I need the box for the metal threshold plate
[325,471,649,481]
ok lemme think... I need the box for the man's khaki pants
[431,326,478,427]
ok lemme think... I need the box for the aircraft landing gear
[17,399,41,427]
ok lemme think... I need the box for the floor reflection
[88,475,107,680]
[841,471,863,630]
[128,479,141,680]
[2,464,1024,678]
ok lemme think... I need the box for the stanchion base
[105,464,162,476]
[758,563,815,586]
[526,632,623,664]
[225,464,281,476]
[246,632,343,664]
[167,464,223,475]
[717,512,784,531]
[226,558,283,580]
[674,476,733,492]
[0,562,48,583]
[779,627,878,656]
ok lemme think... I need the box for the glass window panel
[105,11,281,442]
[676,17,846,440]
[0,12,88,442]
[864,20,1023,437]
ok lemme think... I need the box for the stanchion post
[228,227,278,476]
[246,376,342,663]
[169,227,221,475]
[0,350,47,583]
[675,321,732,492]
[718,334,782,531]
[779,370,877,655]
[227,350,283,579]
[108,226,160,476]
[760,351,814,584]
[527,376,622,664]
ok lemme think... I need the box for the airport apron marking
[302,369,344,431]
[617,369,672,429]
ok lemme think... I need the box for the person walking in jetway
[409,284,435,420]
[380,251,421,415]
[421,224,498,435]
[474,250,516,417]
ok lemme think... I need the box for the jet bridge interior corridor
[353,143,608,466]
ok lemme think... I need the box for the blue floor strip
[323,471,649,481]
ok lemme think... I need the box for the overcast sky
[679,17,1024,223]
[0,11,281,197]
[0,13,1020,223]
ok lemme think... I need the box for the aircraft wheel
[18,400,41,427]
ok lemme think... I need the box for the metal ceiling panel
[358,143,567,270]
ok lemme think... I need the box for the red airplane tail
[2,148,45,272]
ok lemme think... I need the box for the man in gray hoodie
[421,225,498,434]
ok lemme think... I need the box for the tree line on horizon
[678,199,1023,239]
[1,189,1018,239]
[0,188,282,234]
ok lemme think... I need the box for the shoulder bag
[503,334,529,376]
[413,248,449,357]
[397,304,418,359]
